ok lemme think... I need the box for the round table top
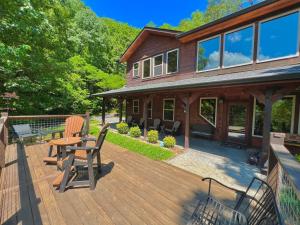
[50,137,81,146]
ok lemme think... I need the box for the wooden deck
[0,141,234,225]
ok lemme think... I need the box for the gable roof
[119,27,181,63]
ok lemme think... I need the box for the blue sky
[82,0,207,28]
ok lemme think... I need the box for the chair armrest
[40,129,64,136]
[81,137,96,142]
[66,146,95,151]
[202,177,246,195]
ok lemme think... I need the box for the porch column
[184,97,190,149]
[143,98,148,138]
[101,97,106,125]
[260,89,273,166]
[118,98,123,123]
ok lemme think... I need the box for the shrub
[129,126,141,138]
[163,136,176,148]
[296,154,300,163]
[147,130,158,143]
[116,122,129,134]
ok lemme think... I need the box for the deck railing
[268,133,300,225]
[0,113,8,169]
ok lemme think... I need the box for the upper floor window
[133,99,139,114]
[258,11,300,62]
[133,62,139,77]
[167,49,179,74]
[223,25,254,68]
[197,36,221,72]
[153,54,163,76]
[142,58,151,79]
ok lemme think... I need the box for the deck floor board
[0,141,234,225]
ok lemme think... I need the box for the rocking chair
[188,177,282,225]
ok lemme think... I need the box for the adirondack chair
[12,124,40,142]
[53,123,109,192]
[149,118,161,130]
[44,115,85,161]
[126,115,133,126]
[132,117,145,128]
[165,121,181,135]
[188,177,282,225]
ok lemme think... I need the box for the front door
[227,103,248,145]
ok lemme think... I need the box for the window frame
[166,49,179,74]
[222,24,255,69]
[196,35,222,73]
[153,53,164,76]
[133,62,140,78]
[251,96,296,138]
[163,98,175,122]
[142,58,152,79]
[147,100,153,119]
[199,97,218,127]
[256,9,300,64]
[132,99,140,114]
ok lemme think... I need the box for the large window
[197,36,221,72]
[133,99,139,114]
[163,99,175,121]
[147,101,152,119]
[142,58,151,79]
[252,96,295,136]
[167,49,178,74]
[223,25,254,67]
[258,11,300,62]
[199,98,218,127]
[133,62,139,77]
[153,54,163,76]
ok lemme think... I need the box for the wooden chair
[12,124,40,142]
[53,124,109,192]
[132,118,145,128]
[126,115,133,126]
[165,121,181,135]
[43,116,85,164]
[188,177,282,225]
[149,118,161,130]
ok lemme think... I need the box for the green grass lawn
[89,119,175,161]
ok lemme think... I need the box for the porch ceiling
[94,64,300,97]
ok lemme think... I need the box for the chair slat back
[64,116,85,138]
[126,116,133,124]
[93,123,109,158]
[153,119,161,128]
[173,121,181,131]
[13,124,33,137]
[139,118,145,126]
[236,178,282,225]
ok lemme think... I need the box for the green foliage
[106,131,174,160]
[163,136,176,148]
[116,122,129,134]
[89,119,101,136]
[147,130,159,143]
[279,187,300,213]
[296,154,300,163]
[129,126,141,138]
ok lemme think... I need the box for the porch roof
[94,64,300,97]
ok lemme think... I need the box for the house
[96,0,300,161]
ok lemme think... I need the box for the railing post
[85,111,90,135]
[102,97,106,125]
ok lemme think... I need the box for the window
[142,59,151,78]
[163,99,175,121]
[223,25,254,68]
[153,54,163,76]
[197,36,221,72]
[133,99,139,114]
[258,11,300,62]
[252,96,295,136]
[147,101,152,119]
[167,49,178,74]
[199,98,217,127]
[133,62,139,77]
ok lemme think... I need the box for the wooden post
[184,97,190,150]
[143,99,148,138]
[118,98,123,123]
[261,89,273,166]
[101,97,106,125]
[85,111,90,135]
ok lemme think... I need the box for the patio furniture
[53,123,109,192]
[132,117,144,128]
[190,124,214,139]
[12,124,40,142]
[126,115,133,126]
[44,115,85,159]
[149,118,161,130]
[164,121,181,135]
[188,177,282,225]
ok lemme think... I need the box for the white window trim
[222,24,255,69]
[153,54,164,76]
[199,97,218,127]
[132,99,139,114]
[166,49,179,74]
[147,100,153,119]
[196,35,222,73]
[142,58,152,79]
[252,96,296,138]
[163,98,175,121]
[133,62,139,78]
[256,9,300,64]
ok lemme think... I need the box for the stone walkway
[167,138,265,190]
